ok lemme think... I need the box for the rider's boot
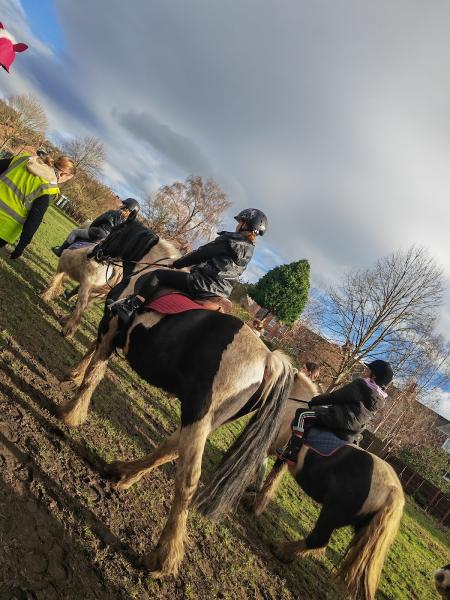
[109,295,145,327]
[52,240,70,257]
[108,272,160,326]
[276,433,303,465]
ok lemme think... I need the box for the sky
[1,0,449,416]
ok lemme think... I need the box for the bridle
[92,249,174,290]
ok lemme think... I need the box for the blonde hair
[41,154,77,175]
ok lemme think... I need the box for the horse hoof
[60,380,77,392]
[59,315,69,326]
[104,461,137,489]
[242,492,256,512]
[103,461,124,482]
[270,541,294,563]
[142,550,177,579]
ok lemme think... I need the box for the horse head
[91,217,159,263]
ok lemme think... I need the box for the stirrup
[109,295,144,327]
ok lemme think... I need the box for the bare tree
[318,246,445,391]
[371,382,443,454]
[62,173,117,221]
[62,135,106,178]
[143,175,231,245]
[0,94,48,150]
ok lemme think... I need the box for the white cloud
[0,0,449,342]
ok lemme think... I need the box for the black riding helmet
[365,360,394,388]
[121,197,140,213]
[234,208,268,236]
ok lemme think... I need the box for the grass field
[0,206,448,599]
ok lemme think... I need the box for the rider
[0,152,76,259]
[113,208,268,325]
[51,197,140,257]
[277,359,394,463]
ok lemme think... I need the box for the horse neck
[289,371,319,402]
[140,237,180,267]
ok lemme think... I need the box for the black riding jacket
[172,231,254,298]
[89,209,125,240]
[309,378,385,441]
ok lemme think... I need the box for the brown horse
[245,372,404,600]
[41,244,122,337]
[57,218,294,578]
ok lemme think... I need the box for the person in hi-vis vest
[0,152,76,259]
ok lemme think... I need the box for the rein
[288,397,310,404]
[96,253,174,289]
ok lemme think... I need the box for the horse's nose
[436,572,444,583]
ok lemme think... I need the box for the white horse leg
[143,416,211,578]
[58,317,118,426]
[61,283,91,337]
[41,271,66,301]
[106,430,180,489]
[255,457,268,491]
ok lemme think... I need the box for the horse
[246,373,405,600]
[253,369,320,490]
[41,244,122,337]
[57,217,294,578]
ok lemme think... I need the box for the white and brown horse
[57,218,294,578]
[41,243,123,337]
[247,372,405,600]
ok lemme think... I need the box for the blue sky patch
[21,0,65,54]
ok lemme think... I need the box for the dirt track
[0,334,299,600]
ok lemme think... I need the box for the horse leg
[58,317,118,426]
[251,459,287,515]
[61,283,91,337]
[272,505,337,563]
[143,415,211,578]
[254,457,268,491]
[41,271,66,301]
[105,430,180,490]
[61,338,98,390]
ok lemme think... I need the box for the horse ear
[293,368,299,375]
[14,43,28,52]
[127,209,138,223]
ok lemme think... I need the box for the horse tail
[338,477,404,600]
[253,459,288,515]
[196,349,293,520]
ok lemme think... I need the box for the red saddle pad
[146,292,204,315]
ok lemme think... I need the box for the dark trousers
[135,269,194,299]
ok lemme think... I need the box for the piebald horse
[57,218,294,578]
[248,372,405,600]
[253,370,320,490]
[41,244,122,337]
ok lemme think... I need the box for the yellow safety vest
[0,153,60,244]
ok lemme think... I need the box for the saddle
[146,291,232,315]
[67,241,96,251]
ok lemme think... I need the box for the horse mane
[293,371,320,399]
